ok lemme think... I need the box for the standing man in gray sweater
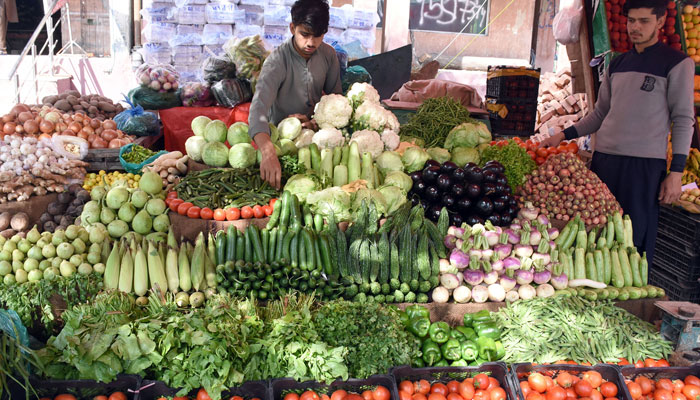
[249,0,342,189]
[541,0,695,263]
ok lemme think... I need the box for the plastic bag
[553,0,582,45]
[135,63,180,92]
[114,102,160,136]
[51,135,89,160]
[342,65,372,94]
[128,86,183,109]
[211,78,253,107]
[142,42,172,64]
[205,1,240,24]
[181,82,215,106]
[119,143,168,174]
[169,23,204,46]
[172,45,203,64]
[141,22,177,43]
[202,24,233,45]
[176,4,206,24]
[202,55,237,83]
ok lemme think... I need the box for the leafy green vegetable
[377,185,408,216]
[479,140,536,191]
[284,174,321,202]
[382,171,413,193]
[306,187,353,221]
[280,154,305,183]
[401,147,430,173]
[375,151,404,176]
[228,143,257,168]
[399,97,473,148]
[426,147,451,164]
[450,147,480,166]
[444,121,491,150]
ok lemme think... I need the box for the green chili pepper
[422,338,442,366]
[470,358,487,367]
[441,338,462,361]
[460,340,479,361]
[429,321,451,344]
[451,359,469,367]
[476,336,498,361]
[474,322,501,340]
[456,326,477,340]
[406,304,430,320]
[408,316,431,338]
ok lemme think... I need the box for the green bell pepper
[398,310,410,327]
[476,336,498,361]
[460,340,478,361]
[456,326,477,340]
[450,329,465,341]
[472,310,493,324]
[451,359,469,367]
[413,357,426,368]
[429,321,451,344]
[441,338,462,361]
[463,312,474,327]
[434,359,449,367]
[474,322,501,340]
[408,316,431,338]
[495,340,505,360]
[422,338,442,366]
[470,358,487,366]
[406,304,430,320]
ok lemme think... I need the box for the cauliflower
[350,130,384,159]
[294,128,315,148]
[351,101,400,133]
[347,82,380,107]
[312,128,346,149]
[313,94,353,129]
[380,129,400,151]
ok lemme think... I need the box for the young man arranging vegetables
[540,0,694,263]
[249,0,342,189]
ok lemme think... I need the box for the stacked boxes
[486,66,541,136]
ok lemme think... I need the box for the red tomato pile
[397,373,507,400]
[41,393,127,400]
[518,370,620,400]
[624,374,700,400]
[166,191,277,221]
[547,359,669,368]
[168,388,262,400]
[606,0,630,52]
[516,138,579,166]
[283,386,391,400]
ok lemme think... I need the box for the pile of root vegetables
[142,151,189,191]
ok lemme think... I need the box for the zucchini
[610,248,624,288]
[575,229,588,250]
[279,191,291,229]
[313,231,323,271]
[613,212,625,246]
[347,141,361,182]
[574,248,586,280]
[629,251,643,287]
[289,194,302,233]
[302,229,315,270]
[606,217,615,248]
[333,165,348,187]
[619,248,633,287]
[298,147,311,171]
[340,145,349,166]
[314,213,324,232]
[215,230,226,266]
[332,146,342,166]
[640,252,648,285]
[593,249,604,283]
[585,252,597,281]
[267,228,277,262]
[361,152,374,188]
[602,246,612,285]
[320,148,334,180]
[309,143,321,172]
[303,204,314,228]
[226,225,237,262]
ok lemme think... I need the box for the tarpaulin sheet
[161,103,251,153]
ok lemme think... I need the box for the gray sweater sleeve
[563,71,612,140]
[248,53,285,139]
[667,57,695,172]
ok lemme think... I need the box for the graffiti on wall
[408,0,489,34]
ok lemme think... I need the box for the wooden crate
[84,136,154,172]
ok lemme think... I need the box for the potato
[66,95,79,105]
[1,229,16,239]
[0,211,10,230]
[73,105,84,111]
[54,99,72,112]
[88,106,98,115]
[80,101,90,109]
[42,95,59,104]
[97,102,116,113]
[10,212,28,231]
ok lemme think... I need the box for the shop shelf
[137,379,268,400]
[648,268,700,303]
[270,375,398,400]
[391,363,517,400]
[23,374,142,400]
[510,363,628,400]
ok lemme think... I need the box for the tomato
[672,380,685,393]
[459,381,476,400]
[200,207,214,220]
[428,394,447,400]
[374,386,390,400]
[644,359,658,368]
[301,391,321,400]
[432,384,449,396]
[346,395,364,400]
[527,150,537,159]
[490,388,506,400]
[636,377,654,395]
[263,205,274,216]
[443,381,460,394]
[658,380,675,392]
[165,198,172,207]
[230,397,244,400]
[545,387,567,400]
[473,390,489,400]
[575,380,593,397]
[285,394,301,400]
[566,142,579,154]
[177,202,194,215]
[226,207,241,221]
[447,394,464,400]
[635,360,645,368]
[655,389,674,400]
[682,385,700,400]
[93,397,108,400]
[535,157,546,165]
[557,372,575,388]
[618,358,631,366]
[54,396,78,400]
[488,378,500,389]
[474,374,490,390]
[400,381,415,395]
[529,373,548,394]
[536,148,549,158]
[628,383,643,400]
[413,395,428,400]
[253,205,265,218]
[671,392,685,400]
[656,360,670,367]
[400,392,413,400]
[108,394,127,400]
[167,191,178,198]
[213,208,226,221]
[362,390,374,400]
[526,393,545,400]
[416,380,431,395]
[270,198,278,207]
[590,389,604,400]
[565,388,577,399]
[241,206,254,219]
[583,371,603,389]
[187,206,201,219]
[520,381,533,398]
[600,382,618,398]
[332,390,349,400]
[605,398,619,400]
[321,395,331,400]
[686,377,700,388]
[546,147,559,155]
[169,198,184,211]
[545,377,555,392]
[197,389,213,400]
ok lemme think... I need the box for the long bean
[174,167,280,209]
[399,97,473,148]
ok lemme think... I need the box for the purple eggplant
[451,184,465,198]
[441,161,458,174]
[437,174,452,191]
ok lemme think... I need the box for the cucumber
[266,195,282,229]
[319,232,334,277]
[244,227,253,263]
[298,231,307,270]
[610,248,624,288]
[303,204,314,228]
[619,248,633,287]
[226,225,237,262]
[267,228,277,263]
[314,213,324,232]
[629,251,643,287]
[215,231,226,266]
[277,227,287,261]
[235,235,245,262]
[593,249,604,283]
[260,228,269,264]
[302,229,315,270]
[248,225,265,263]
[290,232,299,268]
[333,165,348,187]
[279,191,291,229]
[309,143,321,172]
[313,231,323,271]
[347,141,361,182]
[320,148,334,180]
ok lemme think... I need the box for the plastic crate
[648,268,700,303]
[486,67,541,102]
[137,379,268,400]
[657,205,700,254]
[391,363,517,400]
[489,119,536,137]
[510,364,628,400]
[618,365,700,399]
[652,236,700,282]
[270,375,398,400]
[23,374,142,400]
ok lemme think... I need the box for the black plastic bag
[114,102,160,136]
[342,65,372,94]
[127,86,182,110]
[211,78,252,107]
[202,55,237,83]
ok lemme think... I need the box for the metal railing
[6,0,86,104]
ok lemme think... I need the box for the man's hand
[254,133,281,189]
[288,113,317,130]
[658,172,683,204]
[538,131,565,148]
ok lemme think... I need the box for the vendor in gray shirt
[249,0,342,189]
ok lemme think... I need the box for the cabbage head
[450,146,480,167]
[202,141,230,167]
[426,147,451,164]
[306,187,352,221]
[375,151,404,176]
[185,135,207,162]
[204,120,227,143]
[191,115,211,136]
[284,174,319,202]
[228,143,257,168]
[227,122,250,145]
[383,171,412,192]
[352,188,387,216]
[444,121,491,150]
[401,147,430,173]
[277,117,302,140]
[279,139,297,155]
[377,185,407,216]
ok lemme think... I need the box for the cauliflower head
[380,129,400,151]
[350,130,384,159]
[347,82,380,107]
[294,128,315,148]
[352,101,400,133]
[313,94,353,129]
[312,128,346,149]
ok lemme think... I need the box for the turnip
[518,284,537,300]
[440,273,461,290]
[515,268,534,285]
[463,269,484,286]
[500,274,517,291]
[450,249,469,270]
[471,285,489,303]
[432,286,450,303]
[453,285,472,303]
[505,290,520,302]
[488,283,506,302]
[551,273,568,290]
[533,269,552,285]
[483,270,499,285]
[536,283,555,298]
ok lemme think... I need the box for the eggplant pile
[408,160,518,227]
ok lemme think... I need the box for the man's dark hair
[623,0,668,17]
[291,0,330,36]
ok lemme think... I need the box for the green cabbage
[375,151,404,175]
[228,143,257,168]
[185,136,207,162]
[201,141,230,167]
[450,147,480,166]
[401,147,430,173]
[191,115,211,136]
[377,185,407,216]
[279,139,297,155]
[204,120,227,143]
[383,171,413,192]
[444,121,491,150]
[227,122,250,145]
[284,174,320,202]
[426,147,451,164]
[277,117,302,140]
[306,187,352,221]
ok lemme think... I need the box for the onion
[23,120,39,135]
[92,137,108,148]
[101,129,118,141]
[108,138,126,148]
[103,120,117,130]
[17,111,33,124]
[81,126,95,135]
[15,124,24,134]
[69,121,82,133]
[2,114,12,123]
[39,119,55,133]
[44,111,61,123]
[4,122,16,134]
[90,119,100,129]
[11,104,30,116]
[77,131,89,140]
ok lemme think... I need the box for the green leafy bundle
[479,140,536,191]
[399,97,473,148]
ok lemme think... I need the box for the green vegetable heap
[479,140,536,191]
[174,168,280,209]
[399,97,474,148]
[121,144,158,164]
